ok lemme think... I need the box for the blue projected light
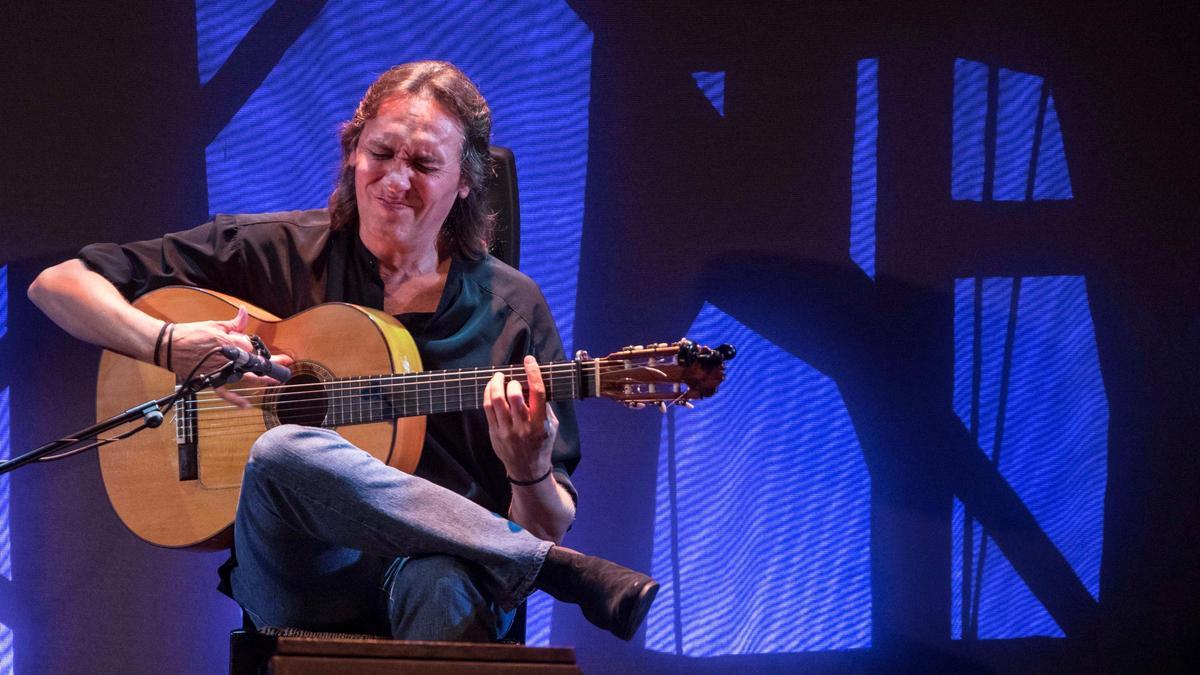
[645,303,871,656]
[691,71,725,116]
[0,265,6,341]
[0,386,9,583]
[952,59,988,201]
[1033,95,1073,200]
[198,0,592,356]
[951,60,1073,202]
[951,276,1108,639]
[194,0,273,85]
[195,0,593,646]
[850,58,878,279]
[2,261,12,672]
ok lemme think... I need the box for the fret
[399,374,407,418]
[333,378,341,425]
[373,377,381,423]
[355,376,363,424]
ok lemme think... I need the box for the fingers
[523,355,546,422]
[219,306,249,334]
[507,378,529,422]
[215,385,251,409]
[483,371,507,435]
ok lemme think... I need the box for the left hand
[483,355,559,482]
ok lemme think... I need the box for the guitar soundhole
[273,372,330,427]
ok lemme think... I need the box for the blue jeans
[229,424,549,640]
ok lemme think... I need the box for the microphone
[219,345,292,382]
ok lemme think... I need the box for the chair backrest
[485,146,530,645]
[486,146,520,269]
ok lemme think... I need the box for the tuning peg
[717,343,737,361]
[677,339,698,366]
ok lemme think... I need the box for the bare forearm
[509,477,576,544]
[27,259,162,361]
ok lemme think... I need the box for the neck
[359,226,442,275]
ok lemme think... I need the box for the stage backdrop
[0,2,1196,673]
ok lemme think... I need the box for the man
[28,61,657,642]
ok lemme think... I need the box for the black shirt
[78,209,580,513]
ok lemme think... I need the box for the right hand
[166,306,293,408]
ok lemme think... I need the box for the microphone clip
[223,335,274,384]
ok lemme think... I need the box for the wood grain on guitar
[95,286,733,549]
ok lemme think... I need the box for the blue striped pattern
[951,276,1107,639]
[200,0,592,355]
[691,71,725,116]
[194,0,273,85]
[952,59,988,201]
[1033,95,1073,199]
[993,68,1042,200]
[850,58,878,279]
[646,303,871,655]
[952,59,1073,202]
[1,263,11,672]
[0,265,6,341]
[0,386,9,582]
[524,591,552,646]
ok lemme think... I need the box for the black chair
[228,146,566,673]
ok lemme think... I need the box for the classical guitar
[96,286,733,549]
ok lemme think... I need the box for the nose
[382,163,412,192]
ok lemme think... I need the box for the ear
[457,181,470,200]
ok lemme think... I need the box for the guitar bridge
[174,387,198,481]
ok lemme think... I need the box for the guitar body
[96,287,425,549]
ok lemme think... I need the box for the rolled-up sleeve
[77,216,244,301]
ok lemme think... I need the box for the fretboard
[325,359,597,427]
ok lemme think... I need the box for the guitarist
[28,61,658,642]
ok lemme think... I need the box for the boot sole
[615,579,660,641]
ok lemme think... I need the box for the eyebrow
[363,138,444,161]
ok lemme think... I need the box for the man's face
[354,94,469,255]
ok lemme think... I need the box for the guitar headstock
[585,339,736,410]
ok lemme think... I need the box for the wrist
[507,465,553,486]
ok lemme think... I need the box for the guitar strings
[168,363,688,439]
[171,370,590,439]
[180,369,661,425]
[185,372,586,414]
[188,359,623,402]
[171,377,693,440]
[184,361,645,411]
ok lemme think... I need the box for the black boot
[534,546,659,641]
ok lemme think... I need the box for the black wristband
[153,322,172,367]
[508,466,553,487]
[165,323,176,373]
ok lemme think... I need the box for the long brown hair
[328,61,493,260]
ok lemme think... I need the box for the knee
[248,424,315,472]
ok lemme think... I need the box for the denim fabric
[229,424,549,638]
[382,555,517,641]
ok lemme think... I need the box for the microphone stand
[0,362,242,476]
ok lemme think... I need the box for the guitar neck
[325,359,599,426]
